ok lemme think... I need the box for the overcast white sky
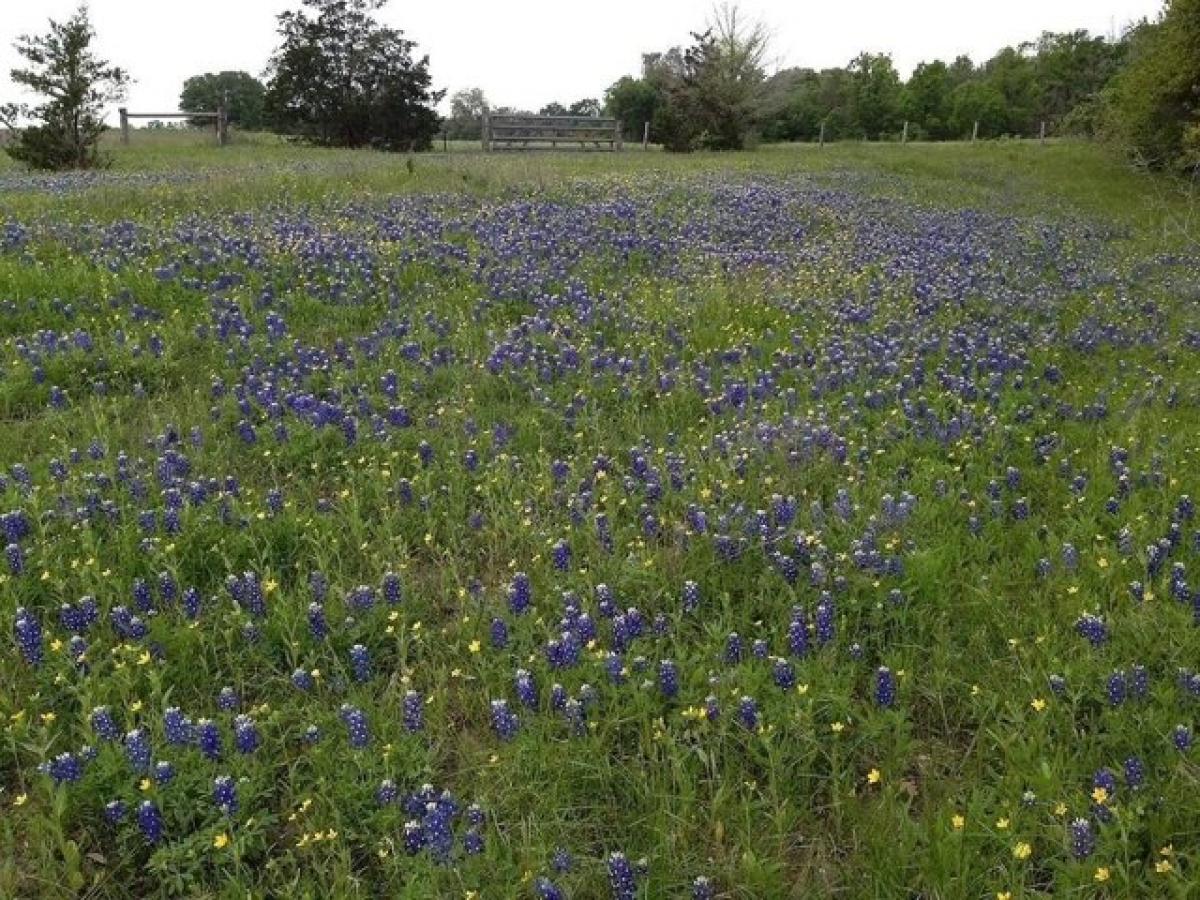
[0,0,1165,119]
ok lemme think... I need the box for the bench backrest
[483,113,623,151]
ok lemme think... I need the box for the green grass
[1,136,1199,898]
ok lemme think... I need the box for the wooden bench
[482,113,622,152]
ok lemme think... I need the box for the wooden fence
[119,107,229,146]
[482,113,622,152]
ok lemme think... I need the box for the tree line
[2,0,1196,171]
[602,0,1198,168]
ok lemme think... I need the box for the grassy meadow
[2,130,1200,898]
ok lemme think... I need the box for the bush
[1106,0,1200,170]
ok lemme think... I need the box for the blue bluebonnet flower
[213,774,238,814]
[91,706,119,742]
[67,635,87,667]
[124,728,152,772]
[1069,818,1094,859]
[1105,670,1127,706]
[403,690,425,732]
[309,570,328,602]
[60,595,98,633]
[1074,614,1108,647]
[704,695,720,723]
[552,539,571,571]
[217,686,239,712]
[724,632,743,665]
[403,820,424,855]
[1093,768,1117,801]
[197,719,222,760]
[347,585,375,612]
[303,724,321,744]
[1048,674,1067,696]
[564,698,586,736]
[13,608,42,667]
[693,876,715,900]
[382,572,403,604]
[104,800,127,824]
[463,828,484,855]
[162,710,192,748]
[535,877,565,900]
[787,610,809,658]
[596,512,614,553]
[423,800,455,862]
[157,571,177,607]
[551,846,573,873]
[1062,543,1079,571]
[1130,664,1149,700]
[350,644,371,682]
[773,658,796,690]
[45,751,84,785]
[182,586,202,620]
[682,580,700,613]
[815,597,835,646]
[596,583,616,618]
[875,667,896,708]
[376,779,398,806]
[515,669,539,708]
[138,800,164,844]
[291,668,314,691]
[307,602,328,640]
[490,699,520,740]
[607,851,640,900]
[737,696,759,730]
[154,760,175,784]
[658,659,679,698]
[1173,724,1192,751]
[233,715,259,754]
[490,616,509,648]
[1123,756,1145,790]
[551,683,568,711]
[6,543,24,576]
[508,572,532,615]
[340,704,370,748]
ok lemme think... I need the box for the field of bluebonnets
[2,134,1200,898]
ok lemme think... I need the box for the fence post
[119,107,129,145]
[902,120,908,144]
[614,119,622,152]
[642,121,650,150]
[819,121,825,148]
[1039,121,1046,145]
[481,109,490,152]
[217,104,229,146]
[972,120,979,142]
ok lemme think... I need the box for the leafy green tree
[981,46,1039,134]
[652,5,768,152]
[180,71,265,129]
[604,75,660,138]
[538,101,569,116]
[1,5,129,170]
[950,80,1008,137]
[445,87,486,139]
[568,98,601,117]
[901,61,954,139]
[264,0,442,151]
[1107,0,1200,169]
[849,53,902,139]
[1031,30,1126,128]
